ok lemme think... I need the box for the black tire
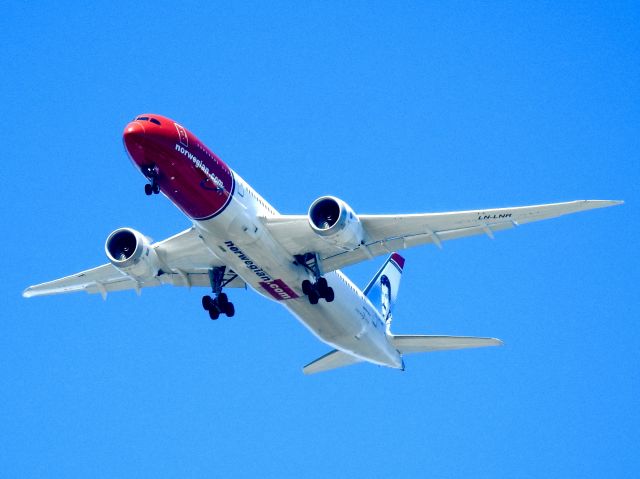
[152,184,160,194]
[317,277,328,292]
[308,289,319,305]
[217,292,228,308]
[324,287,335,303]
[301,280,311,296]
[225,302,235,317]
[202,295,213,311]
[208,308,220,320]
[144,184,153,196]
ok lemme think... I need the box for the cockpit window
[150,118,161,125]
[136,116,149,121]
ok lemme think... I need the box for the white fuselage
[194,171,402,369]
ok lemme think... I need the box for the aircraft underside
[22,113,622,373]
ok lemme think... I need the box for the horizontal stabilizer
[392,335,503,353]
[303,349,362,375]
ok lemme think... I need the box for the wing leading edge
[263,200,622,273]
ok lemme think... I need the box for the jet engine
[105,227,163,280]
[308,196,365,250]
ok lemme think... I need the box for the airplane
[23,114,622,374]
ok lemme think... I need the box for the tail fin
[363,253,405,331]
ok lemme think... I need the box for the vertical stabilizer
[363,253,405,331]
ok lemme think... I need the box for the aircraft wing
[23,227,245,298]
[263,200,622,273]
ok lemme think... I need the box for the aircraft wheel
[217,292,228,308]
[202,295,213,311]
[225,302,235,317]
[317,277,328,292]
[324,287,335,303]
[308,289,319,305]
[209,308,220,320]
[144,184,153,196]
[302,280,311,296]
[152,184,160,194]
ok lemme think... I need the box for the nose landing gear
[202,267,236,320]
[143,165,160,195]
[144,183,160,195]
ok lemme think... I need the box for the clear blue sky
[2,2,638,477]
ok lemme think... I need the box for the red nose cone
[123,121,146,160]
[123,121,145,143]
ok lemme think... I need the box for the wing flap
[392,335,503,354]
[321,222,516,272]
[24,269,246,298]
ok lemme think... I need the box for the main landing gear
[295,253,334,305]
[143,165,160,195]
[202,267,236,320]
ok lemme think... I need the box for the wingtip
[586,199,624,208]
[22,287,34,298]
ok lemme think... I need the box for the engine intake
[105,227,162,280]
[308,196,364,250]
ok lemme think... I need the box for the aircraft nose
[123,121,145,143]
[123,121,147,163]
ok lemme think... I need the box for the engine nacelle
[105,228,162,281]
[308,196,365,250]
